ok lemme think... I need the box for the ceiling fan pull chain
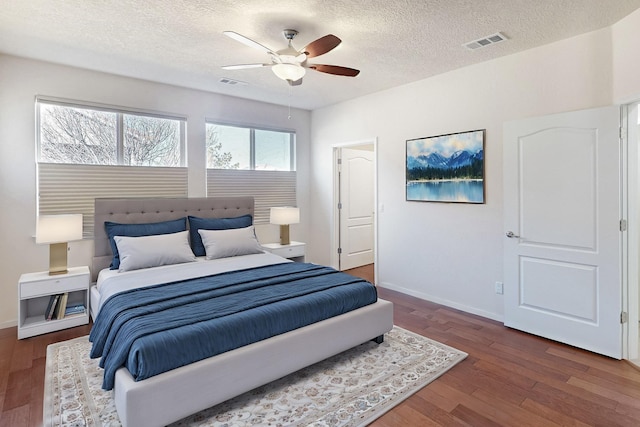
[288,84,292,120]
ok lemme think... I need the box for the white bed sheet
[93,252,290,316]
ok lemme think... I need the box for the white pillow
[114,230,196,272]
[198,226,263,260]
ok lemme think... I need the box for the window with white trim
[205,123,295,171]
[206,123,297,223]
[36,98,188,237]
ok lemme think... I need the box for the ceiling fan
[222,29,360,86]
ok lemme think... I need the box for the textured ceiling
[1,0,639,110]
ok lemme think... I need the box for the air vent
[219,77,248,86]
[463,32,508,50]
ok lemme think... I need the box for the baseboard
[378,281,504,323]
[626,359,640,372]
[0,319,18,330]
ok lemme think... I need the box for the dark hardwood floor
[0,322,92,427]
[2,263,640,426]
[348,264,640,426]
[371,286,640,426]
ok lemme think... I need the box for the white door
[503,106,622,359]
[339,147,374,270]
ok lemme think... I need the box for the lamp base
[279,224,291,246]
[49,242,69,275]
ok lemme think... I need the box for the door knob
[506,231,520,238]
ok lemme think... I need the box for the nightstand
[18,266,90,339]
[262,241,306,262]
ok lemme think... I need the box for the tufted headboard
[92,197,254,281]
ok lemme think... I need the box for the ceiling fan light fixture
[223,29,359,86]
[272,63,306,82]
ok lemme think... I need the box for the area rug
[44,326,467,427]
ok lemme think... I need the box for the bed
[90,196,394,427]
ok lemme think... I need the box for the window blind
[38,163,188,237]
[206,169,296,223]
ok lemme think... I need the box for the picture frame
[406,129,485,203]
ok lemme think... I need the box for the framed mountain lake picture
[406,129,485,203]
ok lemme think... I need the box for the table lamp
[36,214,83,275]
[270,207,300,246]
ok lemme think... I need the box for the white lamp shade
[272,63,306,82]
[270,207,300,225]
[36,214,83,244]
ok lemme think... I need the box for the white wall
[613,7,640,103]
[0,55,311,328]
[310,26,619,321]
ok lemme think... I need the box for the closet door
[503,106,622,358]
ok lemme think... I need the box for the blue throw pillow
[105,218,187,269]
[188,215,253,257]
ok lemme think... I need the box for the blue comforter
[89,262,377,390]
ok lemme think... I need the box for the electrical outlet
[495,281,504,295]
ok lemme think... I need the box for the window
[206,123,296,223]
[255,129,294,171]
[37,98,188,237]
[206,123,295,171]
[39,102,184,166]
[207,124,249,169]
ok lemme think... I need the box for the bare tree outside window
[205,123,294,170]
[39,103,184,167]
[123,115,180,166]
[206,125,240,169]
[40,104,117,164]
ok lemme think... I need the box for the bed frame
[92,196,394,427]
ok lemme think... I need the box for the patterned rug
[44,326,467,427]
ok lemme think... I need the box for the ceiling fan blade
[303,34,341,58]
[288,78,303,86]
[223,31,275,55]
[308,64,360,77]
[221,63,270,70]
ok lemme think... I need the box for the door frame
[331,138,378,282]
[624,101,639,361]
